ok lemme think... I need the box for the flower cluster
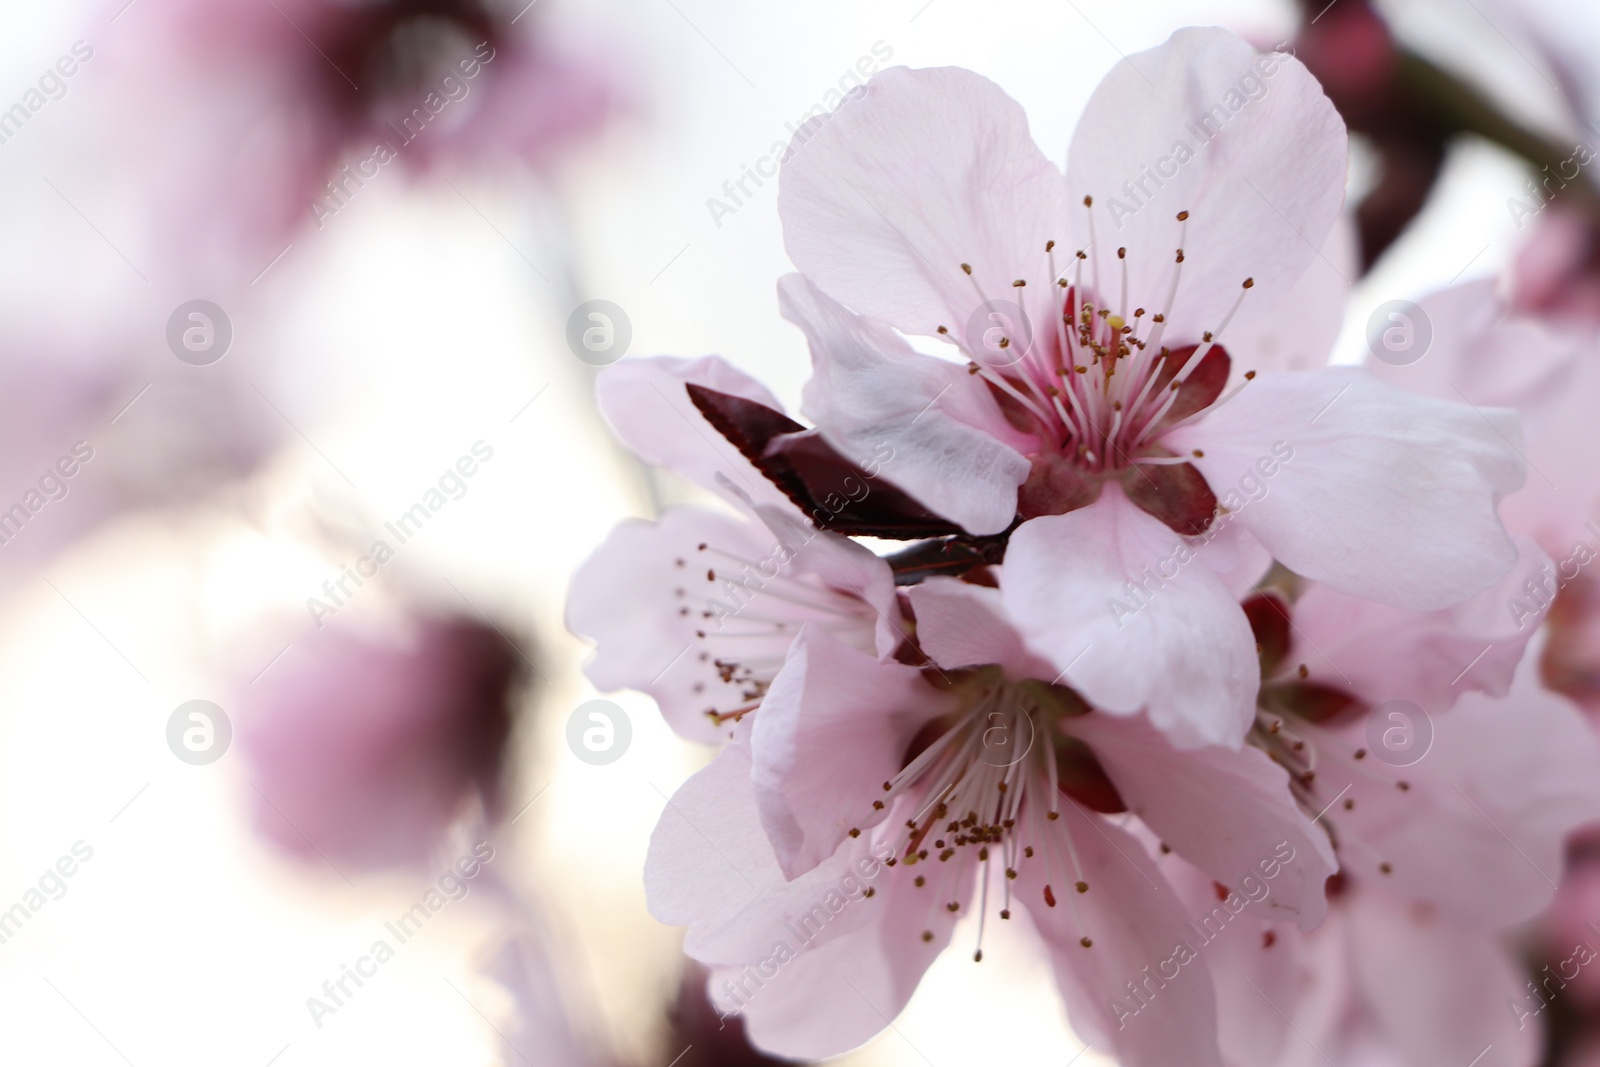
[569,28,1600,1067]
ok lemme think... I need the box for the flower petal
[566,507,780,744]
[715,847,973,1060]
[1018,805,1223,1067]
[1067,28,1347,345]
[905,576,1057,679]
[595,355,797,512]
[1308,646,1600,928]
[780,273,1031,535]
[1345,887,1539,1067]
[1168,367,1524,611]
[1068,711,1336,930]
[1368,280,1600,552]
[645,738,884,965]
[1289,537,1555,717]
[779,66,1074,340]
[751,625,953,879]
[1002,486,1259,748]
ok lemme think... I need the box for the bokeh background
[0,0,1588,1063]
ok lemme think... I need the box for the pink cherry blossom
[566,501,901,745]
[645,575,1335,1066]
[775,30,1525,745]
[1165,569,1600,1067]
[1362,280,1600,715]
[570,353,910,743]
[238,612,524,871]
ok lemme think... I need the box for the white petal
[1069,711,1336,930]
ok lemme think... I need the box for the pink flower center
[850,671,1124,957]
[940,205,1260,535]
[673,540,880,729]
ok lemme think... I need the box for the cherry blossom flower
[238,612,524,871]
[569,354,911,743]
[1179,566,1600,1067]
[1362,280,1600,713]
[645,574,1335,1066]
[774,30,1525,744]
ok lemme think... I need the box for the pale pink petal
[780,273,1031,535]
[1068,711,1336,929]
[1003,486,1259,748]
[1224,215,1357,377]
[1290,537,1556,716]
[1019,805,1223,1067]
[1344,887,1539,1067]
[749,501,903,659]
[750,625,952,879]
[1162,858,1337,1067]
[714,849,973,1060]
[1168,367,1524,611]
[1310,649,1600,927]
[566,507,779,744]
[778,66,1074,340]
[1368,281,1600,553]
[645,739,885,966]
[905,577,1056,679]
[595,355,797,512]
[1066,28,1347,345]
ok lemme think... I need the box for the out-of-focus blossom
[1197,588,1600,1067]
[1363,280,1600,711]
[0,332,277,594]
[1289,0,1443,270]
[238,611,525,871]
[773,33,1523,747]
[80,0,614,288]
[1511,205,1600,332]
